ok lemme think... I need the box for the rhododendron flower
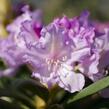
[0,37,22,77]
[93,27,109,98]
[0,6,43,77]
[0,9,100,93]
[7,5,42,49]
[93,21,109,33]
[30,11,99,92]
[0,68,17,77]
[94,28,109,80]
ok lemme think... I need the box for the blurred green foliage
[11,0,109,23]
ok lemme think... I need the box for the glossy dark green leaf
[15,65,31,78]
[67,76,109,104]
[12,79,49,101]
[0,88,36,109]
[0,99,22,109]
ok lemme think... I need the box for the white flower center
[45,56,68,72]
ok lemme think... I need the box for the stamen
[65,41,69,45]
[62,56,67,61]
[45,58,62,71]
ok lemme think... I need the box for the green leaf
[67,76,109,104]
[0,77,49,108]
[0,77,12,87]
[12,79,49,101]
[15,65,31,78]
[0,99,22,109]
[0,88,36,109]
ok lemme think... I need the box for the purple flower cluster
[0,6,109,93]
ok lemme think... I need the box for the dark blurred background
[11,0,109,23]
[1,0,109,38]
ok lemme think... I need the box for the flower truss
[0,6,42,77]
[0,7,109,93]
